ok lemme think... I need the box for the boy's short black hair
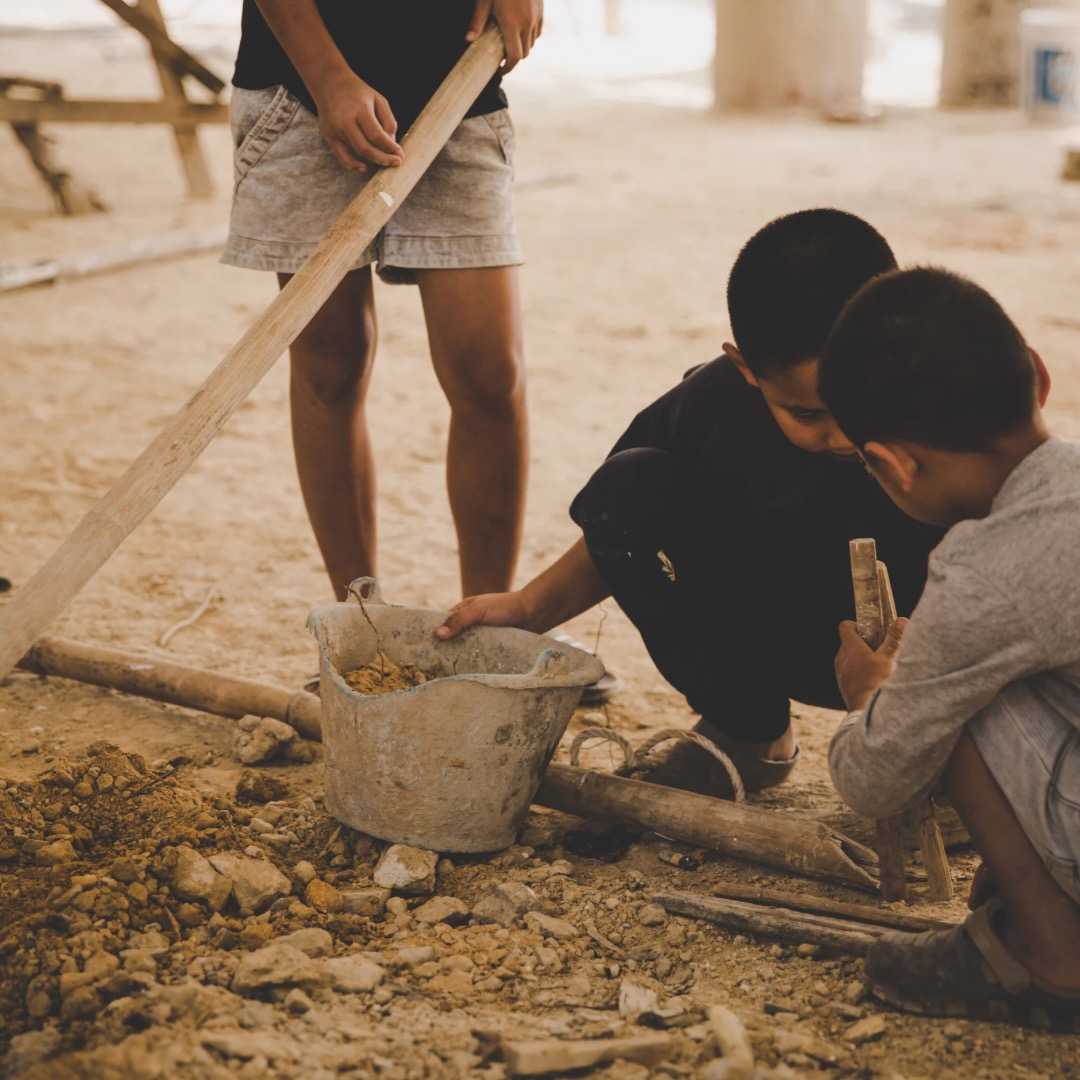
[819,267,1037,452]
[727,208,897,377]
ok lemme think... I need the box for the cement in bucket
[308,578,606,853]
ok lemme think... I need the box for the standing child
[822,267,1080,1031]
[223,0,542,600]
[439,209,943,794]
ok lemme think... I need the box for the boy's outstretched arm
[437,537,609,639]
[253,0,403,172]
[466,0,544,72]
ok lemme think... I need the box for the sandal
[864,899,1080,1033]
[633,719,799,798]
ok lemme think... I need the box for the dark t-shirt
[599,357,944,618]
[232,0,507,134]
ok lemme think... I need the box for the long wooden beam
[0,26,506,681]
[0,99,228,125]
[96,0,226,95]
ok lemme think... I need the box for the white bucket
[1021,8,1080,122]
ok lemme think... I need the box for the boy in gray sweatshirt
[818,267,1080,1032]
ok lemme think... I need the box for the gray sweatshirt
[829,437,1080,820]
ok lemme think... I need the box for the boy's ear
[863,440,918,492]
[1030,347,1051,407]
[723,342,759,388]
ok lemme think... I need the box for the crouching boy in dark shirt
[822,268,1080,1031]
[438,209,941,794]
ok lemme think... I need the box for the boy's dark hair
[819,267,1036,452]
[727,208,897,376]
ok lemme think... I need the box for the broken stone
[236,770,290,804]
[208,854,292,913]
[231,943,315,993]
[233,715,296,765]
[293,860,317,885]
[471,882,543,927]
[524,911,578,941]
[373,845,438,896]
[35,839,77,866]
[844,1014,886,1044]
[277,928,334,958]
[314,955,386,993]
[339,888,391,917]
[618,978,660,1022]
[637,903,668,927]
[304,879,343,913]
[284,987,313,1014]
[412,896,470,926]
[170,846,233,912]
[842,979,866,1005]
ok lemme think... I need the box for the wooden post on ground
[849,539,954,902]
[135,0,213,198]
[0,25,507,681]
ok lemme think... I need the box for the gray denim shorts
[970,685,1080,905]
[222,86,523,282]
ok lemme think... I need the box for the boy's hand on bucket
[834,617,907,712]
[436,591,530,640]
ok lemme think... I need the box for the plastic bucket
[308,579,605,853]
[1021,8,1080,122]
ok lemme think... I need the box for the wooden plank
[96,0,225,94]
[656,892,882,955]
[536,763,879,891]
[873,815,909,903]
[0,25,507,682]
[136,0,213,197]
[916,795,955,901]
[0,99,228,125]
[17,636,322,741]
[0,226,227,293]
[9,123,106,215]
[501,1035,674,1076]
[710,883,953,932]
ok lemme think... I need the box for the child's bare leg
[415,266,527,596]
[943,729,1080,990]
[281,269,378,601]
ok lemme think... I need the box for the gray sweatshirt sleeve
[829,559,1049,819]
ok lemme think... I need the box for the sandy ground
[2,26,1080,1080]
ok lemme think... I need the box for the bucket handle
[531,647,569,680]
[346,577,386,606]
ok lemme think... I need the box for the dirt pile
[1,744,1072,1080]
[342,659,435,696]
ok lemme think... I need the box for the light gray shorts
[970,684,1080,905]
[222,86,523,282]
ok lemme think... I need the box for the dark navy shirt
[233,0,506,133]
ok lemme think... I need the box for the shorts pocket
[481,109,516,171]
[233,85,301,190]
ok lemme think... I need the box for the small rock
[235,770,290,804]
[209,854,292,913]
[618,978,660,1022]
[293,860,317,885]
[373,845,438,896]
[109,857,139,883]
[413,896,470,926]
[315,955,386,994]
[842,979,866,1005]
[654,956,674,980]
[385,896,409,916]
[523,911,578,940]
[636,903,667,927]
[284,987,313,1014]
[233,715,296,765]
[427,970,474,996]
[231,943,315,993]
[239,922,276,950]
[339,888,391,917]
[304,879,343,913]
[35,839,77,866]
[844,1014,886,1045]
[796,943,821,958]
[395,946,438,967]
[170,846,233,912]
[3,1029,62,1076]
[276,927,334,958]
[471,882,543,927]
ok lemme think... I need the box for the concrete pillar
[940,0,1074,107]
[713,0,869,114]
